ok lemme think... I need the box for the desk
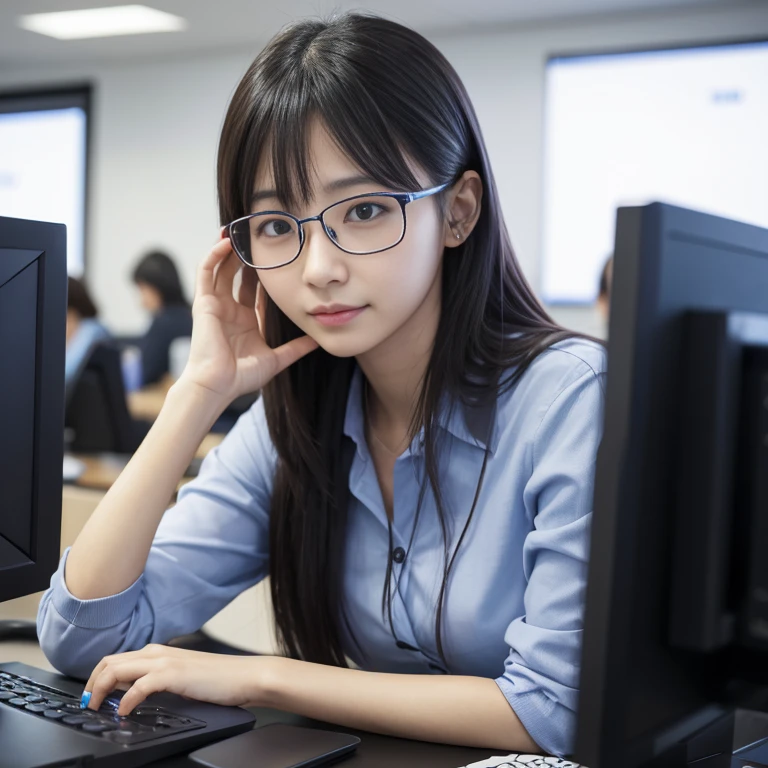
[127,377,174,422]
[144,708,498,768]
[70,432,224,492]
[136,707,768,768]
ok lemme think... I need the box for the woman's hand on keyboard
[82,644,268,716]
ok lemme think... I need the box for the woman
[38,14,606,758]
[131,250,193,385]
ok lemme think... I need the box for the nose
[300,219,348,288]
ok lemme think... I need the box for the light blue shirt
[64,318,111,386]
[38,338,607,757]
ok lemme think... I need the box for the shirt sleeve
[37,396,275,680]
[495,362,606,758]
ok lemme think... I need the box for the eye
[256,218,294,237]
[345,202,386,223]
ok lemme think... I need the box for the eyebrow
[250,175,379,207]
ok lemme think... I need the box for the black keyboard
[0,669,206,745]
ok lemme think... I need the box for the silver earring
[454,230,462,240]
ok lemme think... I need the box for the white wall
[2,4,767,336]
[1,51,254,334]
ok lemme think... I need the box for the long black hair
[217,13,587,668]
[132,250,189,308]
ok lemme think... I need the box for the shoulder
[504,336,606,397]
[522,336,607,392]
[78,318,110,344]
[92,319,111,341]
[495,337,607,442]
[149,306,192,334]
[158,305,192,324]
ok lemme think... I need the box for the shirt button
[392,547,406,564]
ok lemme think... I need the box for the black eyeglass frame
[225,182,451,270]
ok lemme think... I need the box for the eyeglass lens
[230,196,405,268]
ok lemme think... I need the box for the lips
[309,304,364,315]
[309,305,368,327]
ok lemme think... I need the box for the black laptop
[0,662,255,768]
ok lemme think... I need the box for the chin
[312,332,382,359]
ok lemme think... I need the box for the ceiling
[1,0,754,69]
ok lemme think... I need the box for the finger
[84,653,120,698]
[118,673,171,717]
[196,238,233,299]
[237,264,259,309]
[87,658,158,711]
[212,250,242,297]
[271,335,319,375]
[87,664,130,711]
[84,643,167,696]
[83,662,106,704]
[255,281,267,336]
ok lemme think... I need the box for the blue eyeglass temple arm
[405,182,451,203]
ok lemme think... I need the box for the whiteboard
[542,41,768,304]
[0,92,89,277]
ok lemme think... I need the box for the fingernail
[80,691,91,709]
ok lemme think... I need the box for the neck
[356,270,442,435]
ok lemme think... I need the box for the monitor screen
[0,87,90,278]
[0,215,66,603]
[542,40,768,305]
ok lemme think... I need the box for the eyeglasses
[226,183,450,270]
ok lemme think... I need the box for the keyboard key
[23,695,44,703]
[25,704,51,713]
[62,715,91,726]
[111,729,139,744]
[44,699,64,708]
[8,698,29,707]
[43,710,66,720]
[82,723,115,733]
[0,692,15,701]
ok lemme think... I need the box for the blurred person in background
[131,250,193,386]
[65,276,111,387]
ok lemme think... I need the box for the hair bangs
[233,56,432,218]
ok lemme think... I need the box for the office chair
[65,343,150,453]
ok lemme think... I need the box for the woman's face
[253,121,449,360]
[137,282,162,315]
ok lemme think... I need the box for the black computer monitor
[575,203,768,768]
[0,216,66,604]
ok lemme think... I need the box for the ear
[443,170,483,249]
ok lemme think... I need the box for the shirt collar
[343,365,499,457]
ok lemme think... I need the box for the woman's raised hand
[178,236,318,403]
